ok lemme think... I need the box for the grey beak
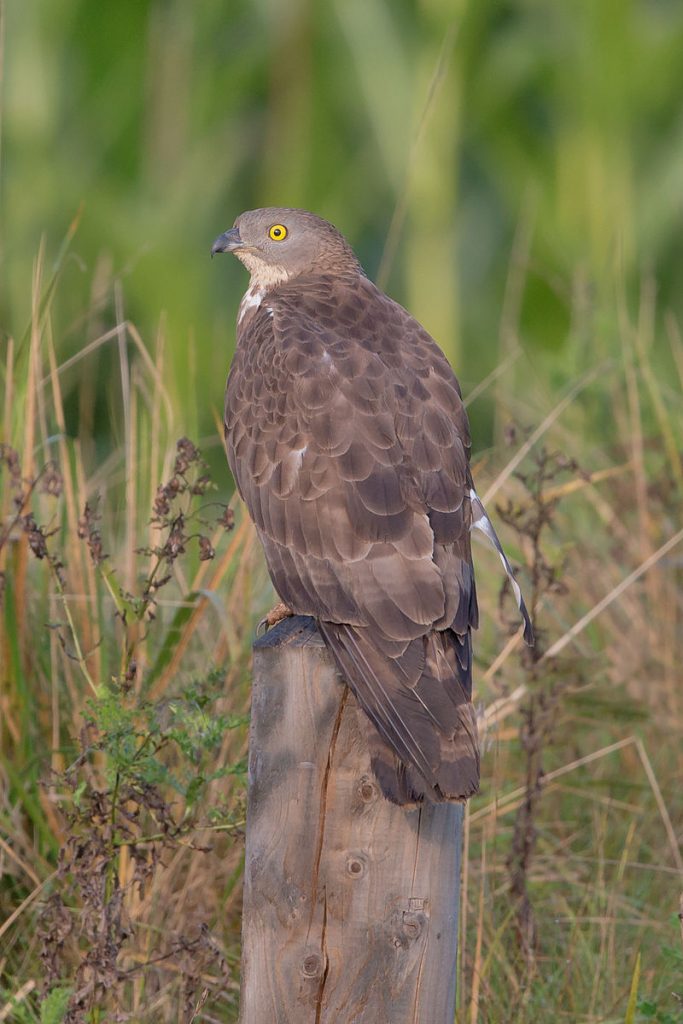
[211,227,244,257]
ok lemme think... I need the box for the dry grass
[0,248,266,1021]
[1,248,682,1022]
[455,293,683,1021]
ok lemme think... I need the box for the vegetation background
[1,1,682,1021]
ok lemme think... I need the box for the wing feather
[224,273,529,802]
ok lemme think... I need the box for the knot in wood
[301,952,325,979]
[402,911,424,941]
[345,854,366,878]
[358,776,377,803]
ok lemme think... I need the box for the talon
[257,601,294,635]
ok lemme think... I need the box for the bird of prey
[213,208,533,805]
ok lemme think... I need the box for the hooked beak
[211,227,244,257]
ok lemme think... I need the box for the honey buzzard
[213,208,533,805]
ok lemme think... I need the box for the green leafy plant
[635,939,683,1023]
[2,438,246,1023]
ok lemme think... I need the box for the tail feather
[318,621,480,804]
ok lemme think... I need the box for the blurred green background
[3,4,683,1020]
[3,0,683,461]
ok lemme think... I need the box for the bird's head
[211,207,361,288]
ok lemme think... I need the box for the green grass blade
[624,951,641,1024]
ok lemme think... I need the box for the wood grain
[239,615,463,1024]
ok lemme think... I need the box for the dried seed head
[198,536,215,561]
[218,506,235,531]
[41,462,63,497]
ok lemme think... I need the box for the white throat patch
[235,250,290,289]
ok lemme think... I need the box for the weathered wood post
[239,615,464,1024]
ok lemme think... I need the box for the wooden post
[239,615,464,1024]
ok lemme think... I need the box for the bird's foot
[257,601,294,635]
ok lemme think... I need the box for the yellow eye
[268,223,287,241]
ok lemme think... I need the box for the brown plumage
[213,207,533,805]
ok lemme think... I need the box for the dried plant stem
[633,738,683,875]
[53,580,98,695]
[0,981,37,1022]
[468,828,487,1024]
[482,364,606,505]
[484,524,683,730]
[0,873,57,943]
[543,525,683,661]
